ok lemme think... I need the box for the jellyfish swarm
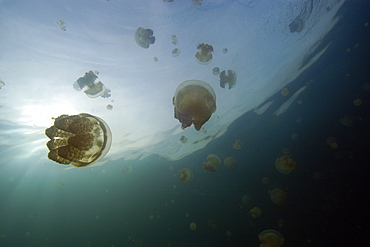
[73,70,111,98]
[173,80,216,130]
[134,27,155,49]
[195,43,214,65]
[258,229,285,247]
[45,113,112,167]
[269,188,287,205]
[275,155,296,174]
[203,154,220,173]
[178,168,193,183]
[219,69,237,89]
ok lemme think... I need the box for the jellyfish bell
[173,80,216,131]
[203,154,220,173]
[219,69,237,89]
[134,27,155,49]
[275,155,296,174]
[122,165,133,174]
[249,207,262,218]
[74,71,111,98]
[45,113,112,167]
[269,188,287,205]
[258,229,285,247]
[212,67,220,75]
[178,168,193,183]
[224,156,237,169]
[189,222,197,230]
[195,43,214,65]
[289,17,304,33]
[172,48,181,57]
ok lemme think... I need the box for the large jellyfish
[219,69,237,89]
[195,43,214,64]
[134,27,155,49]
[258,229,285,247]
[45,113,112,167]
[173,80,216,130]
[275,155,296,174]
[269,188,287,205]
[203,154,220,173]
[178,168,193,183]
[73,70,111,98]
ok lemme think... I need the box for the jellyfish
[219,69,237,89]
[45,113,112,167]
[233,139,243,149]
[73,70,111,98]
[249,207,262,218]
[122,165,133,174]
[326,137,338,149]
[180,135,187,143]
[171,34,178,45]
[106,104,113,110]
[153,57,158,62]
[178,168,193,183]
[173,80,216,130]
[212,67,220,75]
[134,27,155,49]
[262,177,270,184]
[269,188,287,205]
[0,79,5,89]
[289,17,304,33]
[203,154,220,173]
[258,229,285,247]
[189,222,197,230]
[172,48,181,57]
[242,194,253,206]
[224,156,237,169]
[192,0,203,6]
[56,19,66,31]
[353,98,362,106]
[340,115,357,127]
[280,88,289,96]
[275,155,296,174]
[195,43,214,64]
[222,47,228,54]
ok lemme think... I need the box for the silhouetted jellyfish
[192,0,203,6]
[173,80,216,130]
[56,20,66,31]
[178,168,193,183]
[258,229,285,247]
[189,222,197,230]
[106,104,113,110]
[172,48,181,57]
[180,135,187,143]
[195,43,214,65]
[224,156,237,169]
[171,34,178,45]
[73,71,111,98]
[45,113,112,167]
[249,207,262,218]
[222,48,228,54]
[275,155,296,174]
[0,79,5,89]
[212,67,220,75]
[233,139,243,149]
[134,27,155,49]
[153,57,158,62]
[122,165,133,174]
[269,188,287,205]
[219,69,237,89]
[289,17,304,33]
[203,154,220,173]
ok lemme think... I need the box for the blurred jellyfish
[172,48,181,57]
[340,115,358,127]
[122,165,133,174]
[56,19,66,31]
[0,79,5,89]
[224,156,237,169]
[226,230,232,237]
[106,104,113,110]
[189,222,197,230]
[277,219,284,228]
[269,188,287,205]
[203,154,220,173]
[280,88,289,96]
[275,155,296,174]
[180,135,187,143]
[173,80,216,130]
[219,69,237,89]
[241,194,252,205]
[192,0,203,6]
[326,137,338,149]
[178,168,193,183]
[134,27,155,49]
[171,34,178,45]
[195,43,214,64]
[262,177,270,184]
[222,48,228,54]
[258,229,285,247]
[289,17,304,33]
[212,67,220,75]
[233,139,243,149]
[353,98,362,106]
[153,57,158,62]
[73,70,111,98]
[249,207,262,218]
[45,113,112,167]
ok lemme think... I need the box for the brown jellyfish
[219,69,237,89]
[289,17,304,33]
[189,222,197,230]
[275,155,296,174]
[224,156,237,169]
[134,27,155,49]
[269,188,287,205]
[258,229,285,247]
[353,98,362,106]
[178,168,193,183]
[233,139,243,149]
[45,113,112,167]
[249,207,262,218]
[280,88,289,96]
[173,80,216,130]
[203,154,220,173]
[195,43,214,64]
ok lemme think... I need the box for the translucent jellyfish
[73,71,111,98]
[106,104,113,110]
[249,207,262,218]
[262,177,270,184]
[280,88,289,96]
[219,69,237,89]
[56,19,66,31]
[122,165,133,174]
[178,168,193,183]
[326,137,338,149]
[180,135,187,143]
[212,67,220,75]
[134,27,155,49]
[233,139,243,149]
[224,156,237,169]
[203,154,220,173]
[226,230,232,237]
[192,0,203,6]
[195,43,214,65]
[172,48,181,57]
[171,34,178,45]
[258,229,285,247]
[153,57,158,62]
[353,98,362,106]
[45,113,112,167]
[173,80,216,130]
[275,155,297,174]
[340,114,357,127]
[0,79,5,89]
[189,222,197,230]
[222,47,228,54]
[269,188,287,205]
[289,17,304,33]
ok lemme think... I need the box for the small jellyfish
[73,71,111,98]
[262,177,270,184]
[224,156,237,169]
[340,115,357,127]
[195,43,214,65]
[222,47,228,54]
[171,34,178,45]
[289,17,304,33]
[0,79,5,89]
[275,155,296,174]
[180,135,187,143]
[134,27,155,49]
[269,188,287,205]
[203,154,220,173]
[258,229,285,247]
[212,67,220,75]
[219,69,237,89]
[172,48,181,57]
[280,88,289,96]
[192,0,203,6]
[153,57,158,62]
[178,168,193,183]
[106,104,113,110]
[45,113,112,167]
[353,98,362,106]
[56,19,66,31]
[122,165,133,174]
[189,222,197,230]
[241,194,253,205]
[233,139,243,149]
[326,137,338,149]
[173,80,216,130]
[249,207,262,218]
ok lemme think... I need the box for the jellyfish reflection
[73,71,111,98]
